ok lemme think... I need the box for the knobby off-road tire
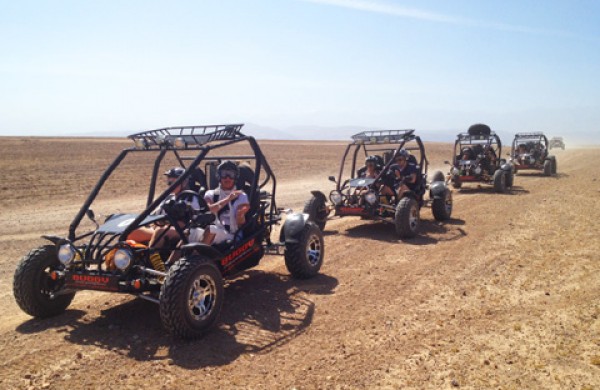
[303,195,328,231]
[285,221,324,279]
[160,256,224,339]
[451,176,462,189]
[493,170,507,193]
[395,197,420,238]
[550,156,557,174]
[432,189,452,221]
[13,245,75,318]
[543,159,552,176]
[506,171,514,188]
[430,170,445,183]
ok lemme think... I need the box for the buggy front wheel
[13,245,75,318]
[285,221,324,279]
[395,197,420,238]
[160,256,224,339]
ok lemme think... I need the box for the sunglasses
[220,170,236,180]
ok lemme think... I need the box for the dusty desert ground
[0,137,598,389]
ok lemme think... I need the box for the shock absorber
[149,252,166,272]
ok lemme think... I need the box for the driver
[390,149,417,195]
[127,167,199,243]
[201,161,250,245]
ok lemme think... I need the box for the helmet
[216,160,239,180]
[396,149,410,159]
[164,167,185,178]
[365,155,379,165]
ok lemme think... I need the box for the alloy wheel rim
[306,234,322,266]
[188,274,217,321]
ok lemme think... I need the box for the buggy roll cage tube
[335,130,419,189]
[510,133,549,156]
[118,134,272,242]
[69,149,129,241]
[453,132,502,165]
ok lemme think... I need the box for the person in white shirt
[201,160,250,245]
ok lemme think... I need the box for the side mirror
[328,175,336,183]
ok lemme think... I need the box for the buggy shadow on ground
[15,271,338,369]
[455,185,530,195]
[341,217,467,245]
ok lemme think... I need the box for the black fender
[310,190,327,203]
[281,213,310,244]
[180,243,223,261]
[429,181,448,199]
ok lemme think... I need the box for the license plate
[65,273,120,292]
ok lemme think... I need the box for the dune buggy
[304,129,453,238]
[444,123,513,193]
[510,132,557,176]
[549,136,565,150]
[13,124,325,339]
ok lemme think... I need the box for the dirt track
[0,139,599,389]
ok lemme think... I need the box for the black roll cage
[452,132,502,166]
[334,129,428,191]
[510,132,549,157]
[68,124,278,242]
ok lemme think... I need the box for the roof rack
[128,124,244,148]
[514,132,545,138]
[457,131,498,143]
[351,129,415,144]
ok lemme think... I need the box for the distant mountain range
[69,122,597,146]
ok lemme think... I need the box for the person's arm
[206,190,242,214]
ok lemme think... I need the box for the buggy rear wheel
[432,189,452,221]
[550,156,557,174]
[430,170,445,183]
[493,170,507,193]
[506,171,514,188]
[13,245,75,318]
[303,195,328,231]
[543,160,552,176]
[395,197,420,238]
[160,256,224,339]
[285,221,324,279]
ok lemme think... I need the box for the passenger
[202,161,251,245]
[390,149,418,196]
[518,143,528,155]
[461,147,475,161]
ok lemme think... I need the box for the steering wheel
[175,190,215,228]
[176,190,209,212]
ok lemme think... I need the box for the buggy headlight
[474,166,482,175]
[57,244,76,265]
[365,191,377,205]
[114,248,133,270]
[452,167,460,175]
[330,191,343,205]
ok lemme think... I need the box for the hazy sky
[1,0,599,137]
